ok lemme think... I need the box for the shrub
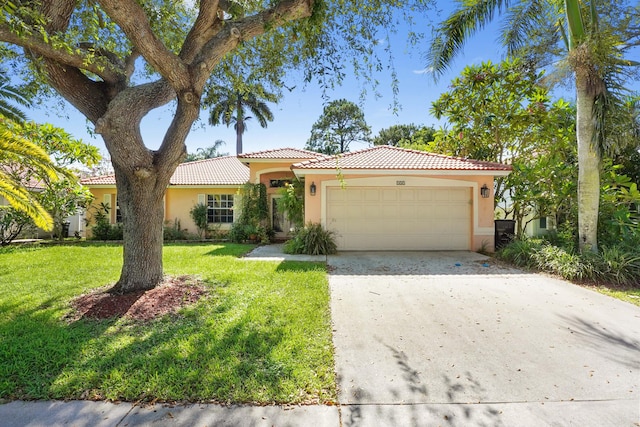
[163,218,190,240]
[497,238,542,268]
[90,202,123,240]
[189,203,208,239]
[229,222,247,243]
[0,207,33,245]
[531,244,584,280]
[592,246,640,287]
[284,223,337,255]
[499,237,640,287]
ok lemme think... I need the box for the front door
[271,196,293,239]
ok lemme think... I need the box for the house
[82,146,512,251]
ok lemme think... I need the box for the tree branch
[193,0,314,86]
[0,25,123,83]
[98,0,189,91]
[180,0,223,63]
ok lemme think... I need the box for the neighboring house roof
[237,147,327,160]
[292,145,513,173]
[1,164,46,190]
[81,156,250,186]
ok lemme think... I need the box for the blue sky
[26,7,543,158]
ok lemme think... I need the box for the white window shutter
[198,194,205,205]
[233,194,241,222]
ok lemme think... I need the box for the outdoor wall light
[310,182,317,196]
[480,184,490,198]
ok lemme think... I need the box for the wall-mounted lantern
[310,182,317,196]
[480,184,490,199]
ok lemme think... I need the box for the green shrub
[497,238,542,268]
[284,223,337,255]
[163,218,190,240]
[531,244,584,280]
[592,246,640,286]
[189,203,208,239]
[229,222,247,243]
[90,202,123,241]
[500,237,640,287]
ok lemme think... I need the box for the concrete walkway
[2,248,640,426]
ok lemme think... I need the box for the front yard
[0,243,335,404]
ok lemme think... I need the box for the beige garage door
[327,186,471,250]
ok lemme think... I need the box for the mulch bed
[67,275,207,322]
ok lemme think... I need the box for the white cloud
[412,67,433,75]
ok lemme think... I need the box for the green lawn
[593,286,640,307]
[0,243,335,404]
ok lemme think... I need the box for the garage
[326,186,471,250]
[291,145,512,252]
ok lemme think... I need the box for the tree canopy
[372,124,436,147]
[305,99,371,154]
[427,0,640,252]
[428,58,577,235]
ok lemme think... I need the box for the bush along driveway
[328,251,640,426]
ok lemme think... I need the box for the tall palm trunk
[575,70,601,253]
[236,96,244,154]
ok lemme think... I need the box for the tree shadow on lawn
[204,244,256,258]
[0,299,116,400]
[275,260,327,273]
[1,283,330,404]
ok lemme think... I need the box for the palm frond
[427,0,511,78]
[502,0,544,55]
[0,170,53,230]
[0,70,30,123]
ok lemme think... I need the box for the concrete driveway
[328,251,640,426]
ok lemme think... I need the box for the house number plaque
[396,180,405,186]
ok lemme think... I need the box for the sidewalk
[3,398,638,426]
[0,400,339,427]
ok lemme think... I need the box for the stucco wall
[301,172,499,251]
[248,162,295,183]
[86,186,240,236]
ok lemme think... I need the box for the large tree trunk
[575,71,600,253]
[111,166,167,293]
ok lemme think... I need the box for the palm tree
[185,139,228,162]
[427,0,639,253]
[0,71,29,123]
[0,121,57,231]
[204,84,277,154]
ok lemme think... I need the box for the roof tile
[238,147,327,160]
[292,145,512,171]
[81,156,249,186]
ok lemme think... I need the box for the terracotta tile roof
[81,156,249,186]
[80,174,116,185]
[238,147,327,160]
[292,145,512,171]
[170,156,249,185]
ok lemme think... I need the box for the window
[539,217,547,229]
[270,179,292,188]
[207,194,234,223]
[115,196,122,223]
